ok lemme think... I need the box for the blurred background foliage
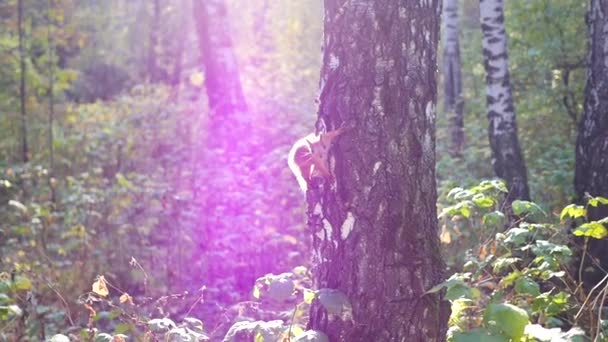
[0,0,592,339]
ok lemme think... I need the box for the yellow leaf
[303,288,317,304]
[120,293,133,305]
[189,72,204,87]
[92,275,109,297]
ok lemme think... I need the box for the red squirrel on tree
[288,126,348,191]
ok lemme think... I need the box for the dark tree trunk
[480,0,530,202]
[443,0,465,158]
[574,0,608,286]
[18,0,29,163]
[193,0,248,117]
[306,1,449,341]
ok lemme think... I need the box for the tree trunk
[147,0,160,82]
[480,0,530,202]
[443,0,465,158]
[18,0,29,163]
[192,0,248,117]
[306,1,449,341]
[574,0,608,286]
[47,0,56,203]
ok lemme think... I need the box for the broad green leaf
[267,277,295,301]
[183,317,204,331]
[148,317,176,332]
[447,187,465,199]
[483,211,505,228]
[454,190,474,200]
[484,303,529,340]
[524,324,563,341]
[514,277,540,296]
[452,329,509,342]
[95,333,113,342]
[512,200,545,217]
[317,288,352,319]
[49,335,70,342]
[13,276,32,291]
[499,271,522,288]
[588,197,608,207]
[294,330,330,342]
[573,221,608,239]
[303,288,317,304]
[531,240,572,257]
[473,194,495,208]
[492,257,520,273]
[503,228,529,246]
[560,204,586,220]
[167,327,209,341]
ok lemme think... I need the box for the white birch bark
[480,0,530,202]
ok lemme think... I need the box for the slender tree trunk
[192,0,248,117]
[574,0,608,286]
[18,0,29,163]
[47,0,56,203]
[444,0,465,158]
[148,0,160,82]
[480,0,530,202]
[306,1,448,341]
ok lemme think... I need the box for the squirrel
[288,126,348,191]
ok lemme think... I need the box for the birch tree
[443,0,465,158]
[480,0,530,202]
[574,0,608,285]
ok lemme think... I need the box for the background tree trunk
[480,0,530,202]
[574,0,608,286]
[147,0,160,82]
[47,0,56,203]
[443,0,465,158]
[306,1,449,341]
[193,0,248,117]
[18,0,28,163]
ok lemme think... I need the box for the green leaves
[252,272,295,301]
[148,318,176,332]
[452,329,508,342]
[512,200,545,217]
[294,330,330,342]
[560,204,586,220]
[427,273,480,301]
[317,288,352,319]
[514,277,540,296]
[588,196,608,207]
[483,303,529,341]
[573,221,608,239]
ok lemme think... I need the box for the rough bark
[18,0,28,163]
[574,0,608,286]
[192,0,248,117]
[443,0,465,158]
[480,0,530,202]
[306,1,449,341]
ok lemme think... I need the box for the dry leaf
[440,229,452,244]
[119,292,133,305]
[92,275,109,297]
[479,245,488,259]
